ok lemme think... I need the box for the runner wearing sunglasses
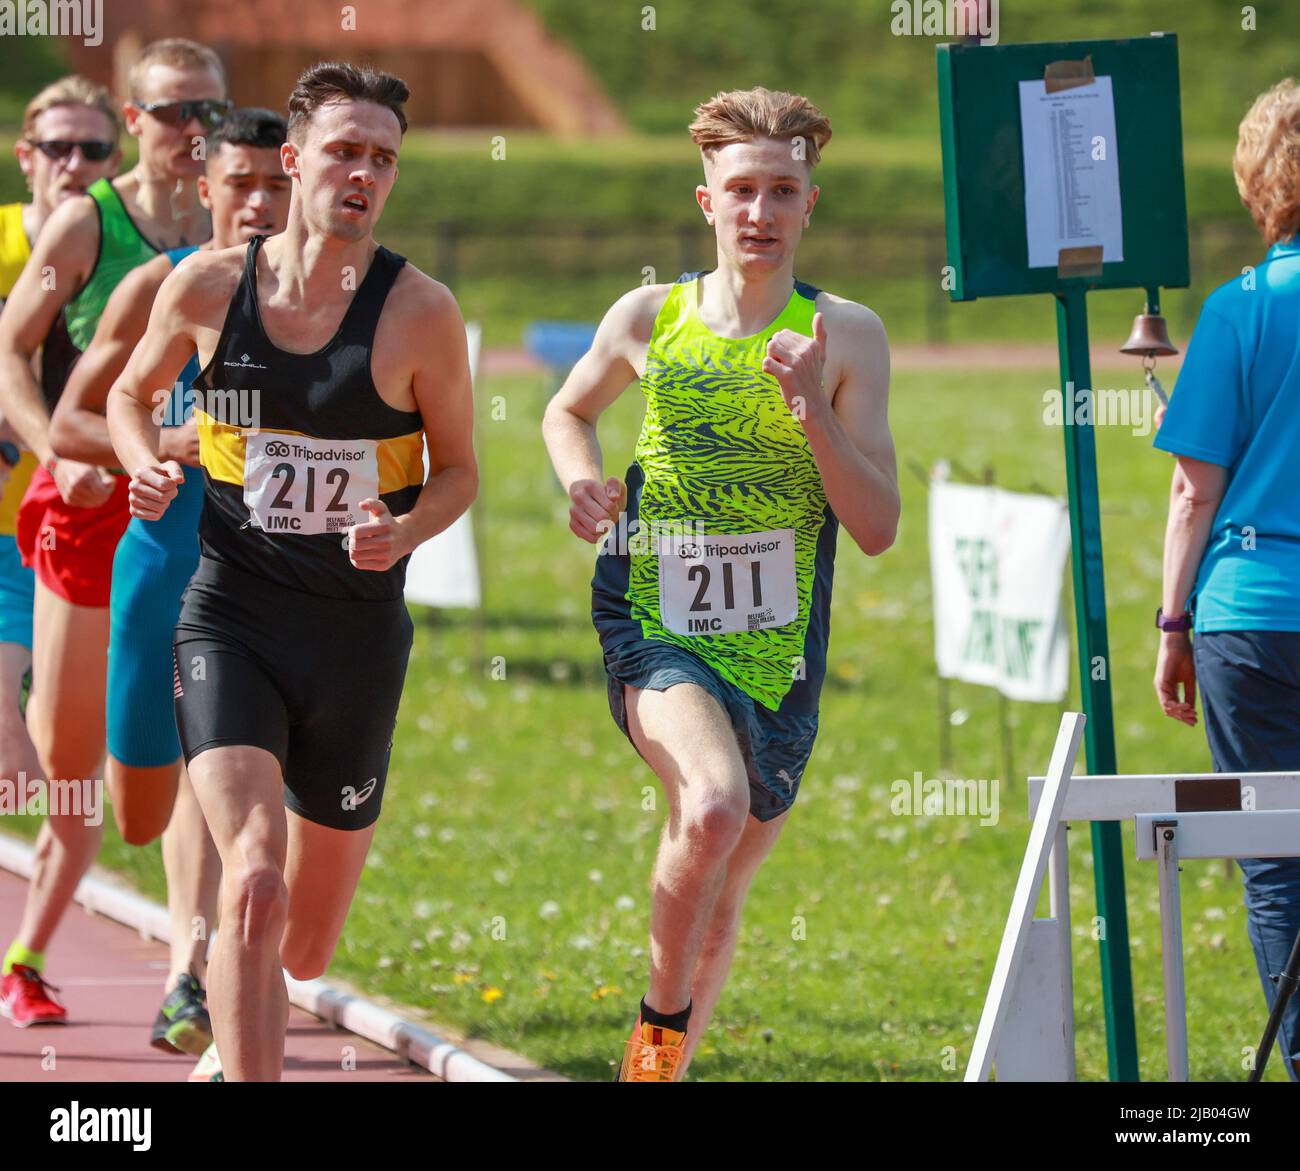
[0,76,121,1029]
[133,98,232,132]
[27,139,116,164]
[0,39,225,1035]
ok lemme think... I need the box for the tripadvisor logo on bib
[262,441,366,462]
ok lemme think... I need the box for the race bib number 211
[658,528,798,636]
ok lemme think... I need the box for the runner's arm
[106,263,203,478]
[394,279,478,553]
[50,255,175,466]
[0,196,98,463]
[790,303,899,556]
[541,287,653,493]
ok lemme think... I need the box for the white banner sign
[928,478,1070,702]
[403,322,482,609]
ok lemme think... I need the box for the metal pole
[1154,821,1189,1081]
[1249,926,1300,1082]
[984,463,1016,791]
[938,676,953,771]
[1055,285,1139,1081]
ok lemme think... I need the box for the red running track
[0,869,437,1082]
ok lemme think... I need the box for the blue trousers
[1194,630,1300,1082]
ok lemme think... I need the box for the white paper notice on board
[1018,76,1123,268]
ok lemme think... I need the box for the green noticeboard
[938,35,1189,301]
[937,35,1194,1082]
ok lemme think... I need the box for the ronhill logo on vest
[225,351,268,370]
[0,0,103,46]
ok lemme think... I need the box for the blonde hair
[127,38,226,102]
[22,74,120,143]
[689,86,832,168]
[1233,78,1300,245]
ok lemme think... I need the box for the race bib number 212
[243,434,379,535]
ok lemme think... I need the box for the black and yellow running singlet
[191,235,425,601]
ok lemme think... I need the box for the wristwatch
[1155,606,1193,632]
[0,442,19,469]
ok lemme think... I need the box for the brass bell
[1120,313,1178,357]
[1120,288,1178,358]
[1122,288,1178,409]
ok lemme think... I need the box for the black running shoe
[150,971,213,1056]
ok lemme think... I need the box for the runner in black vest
[106,63,477,1082]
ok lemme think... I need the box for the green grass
[3,363,1282,1081]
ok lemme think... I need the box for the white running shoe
[188,1040,223,1082]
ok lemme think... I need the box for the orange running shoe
[0,964,68,1027]
[618,1017,686,1082]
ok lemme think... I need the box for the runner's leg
[160,761,220,985]
[279,812,375,981]
[15,583,108,953]
[0,642,40,786]
[186,744,289,1082]
[106,757,180,846]
[624,681,751,1016]
[677,809,788,1077]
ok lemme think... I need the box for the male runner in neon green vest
[543,87,899,1081]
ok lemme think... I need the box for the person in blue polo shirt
[1154,77,1300,1081]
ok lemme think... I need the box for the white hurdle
[966,711,1086,1082]
[971,728,1300,1081]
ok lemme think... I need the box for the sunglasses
[137,99,232,130]
[30,140,115,162]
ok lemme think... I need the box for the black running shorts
[173,557,414,830]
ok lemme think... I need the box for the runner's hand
[159,421,202,467]
[762,311,829,421]
[1154,634,1197,727]
[347,498,407,572]
[569,476,625,544]
[127,461,183,521]
[54,458,116,509]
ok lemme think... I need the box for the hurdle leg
[1154,819,1189,1080]
[1049,822,1076,1080]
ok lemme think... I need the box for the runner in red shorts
[0,75,121,1028]
[0,39,226,1029]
